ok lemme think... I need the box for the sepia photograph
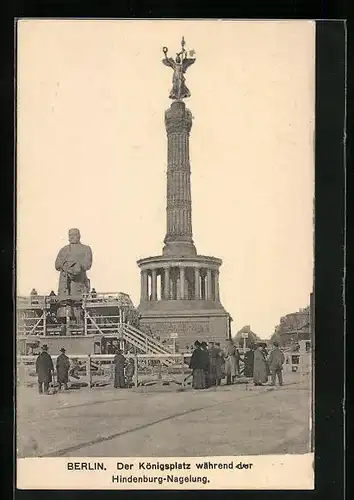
[16,19,315,489]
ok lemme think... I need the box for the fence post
[134,352,138,388]
[43,308,47,337]
[300,353,304,375]
[84,309,88,336]
[181,354,185,388]
[87,355,92,388]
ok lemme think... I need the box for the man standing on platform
[36,345,54,394]
[55,228,92,300]
[55,228,92,324]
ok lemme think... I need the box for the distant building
[271,306,310,347]
[233,325,261,348]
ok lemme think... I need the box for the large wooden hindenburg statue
[55,228,93,302]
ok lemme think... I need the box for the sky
[17,19,315,338]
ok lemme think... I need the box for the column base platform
[137,299,231,348]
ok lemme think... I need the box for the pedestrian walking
[35,345,54,394]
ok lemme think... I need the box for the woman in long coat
[253,345,268,386]
[113,349,126,388]
[189,341,206,389]
[224,340,237,384]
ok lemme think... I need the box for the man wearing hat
[268,341,285,386]
[56,347,71,391]
[35,345,54,394]
[113,348,126,388]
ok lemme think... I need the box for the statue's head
[175,53,181,64]
[68,228,81,244]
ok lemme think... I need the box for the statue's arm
[81,246,93,271]
[55,248,68,271]
[162,57,176,69]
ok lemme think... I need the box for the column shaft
[194,267,200,299]
[206,269,212,300]
[151,269,157,301]
[214,270,220,301]
[141,271,148,301]
[180,267,185,299]
[164,267,170,300]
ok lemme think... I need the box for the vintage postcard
[16,19,315,490]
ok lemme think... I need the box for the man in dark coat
[243,346,255,378]
[200,341,210,388]
[56,347,70,390]
[207,342,219,387]
[113,348,126,388]
[189,341,206,389]
[214,342,225,385]
[268,341,285,386]
[36,345,54,394]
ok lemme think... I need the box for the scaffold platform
[16,292,173,359]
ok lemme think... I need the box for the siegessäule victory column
[137,38,231,346]
[17,38,231,355]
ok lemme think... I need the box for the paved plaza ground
[17,372,311,458]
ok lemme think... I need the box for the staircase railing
[121,324,176,366]
[123,324,171,354]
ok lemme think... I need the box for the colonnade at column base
[136,253,232,348]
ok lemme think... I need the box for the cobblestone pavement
[17,373,311,457]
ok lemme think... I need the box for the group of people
[188,340,237,389]
[35,345,71,394]
[111,349,136,389]
[188,339,285,389]
[34,344,136,394]
[34,338,285,395]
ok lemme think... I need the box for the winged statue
[162,38,196,100]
